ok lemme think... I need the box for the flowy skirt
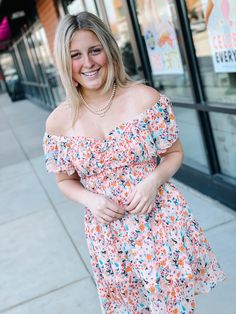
[85,182,225,314]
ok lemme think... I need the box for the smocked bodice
[43,94,178,205]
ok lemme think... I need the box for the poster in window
[202,0,236,73]
[140,0,184,75]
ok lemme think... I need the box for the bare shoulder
[127,84,160,112]
[45,102,71,135]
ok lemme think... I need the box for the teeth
[83,70,98,76]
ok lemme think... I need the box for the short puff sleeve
[148,95,179,154]
[43,133,75,175]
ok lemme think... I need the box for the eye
[70,52,82,59]
[90,48,102,55]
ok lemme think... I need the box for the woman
[43,11,225,313]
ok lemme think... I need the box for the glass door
[134,0,193,101]
[102,0,144,80]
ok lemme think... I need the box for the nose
[83,54,94,68]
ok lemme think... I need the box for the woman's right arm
[45,107,93,208]
[56,172,125,224]
[56,172,93,206]
[46,106,125,224]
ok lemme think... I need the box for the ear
[73,80,78,87]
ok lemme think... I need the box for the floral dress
[43,94,225,314]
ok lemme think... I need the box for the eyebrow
[70,44,103,53]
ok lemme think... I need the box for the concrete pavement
[0,93,235,314]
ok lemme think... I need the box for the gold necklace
[79,82,117,117]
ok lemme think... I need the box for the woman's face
[70,30,108,93]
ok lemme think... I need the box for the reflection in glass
[14,25,65,107]
[103,0,140,79]
[135,0,193,101]
[210,112,236,180]
[186,0,236,106]
[174,106,209,173]
[34,27,65,102]
[17,40,36,82]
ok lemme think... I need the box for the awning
[0,16,11,41]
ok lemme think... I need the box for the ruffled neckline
[44,94,165,143]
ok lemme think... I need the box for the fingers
[95,198,125,224]
[126,200,140,212]
[126,187,136,204]
[140,203,153,215]
[129,200,146,214]
[97,218,106,224]
[102,212,118,223]
[94,193,154,224]
[126,189,140,212]
[147,203,153,214]
[95,199,154,224]
[96,212,118,224]
[105,207,124,219]
[107,200,125,216]
[128,197,154,215]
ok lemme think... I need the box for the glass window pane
[33,27,64,103]
[174,106,210,173]
[135,0,193,102]
[210,112,236,180]
[67,0,85,14]
[85,0,98,15]
[64,0,99,15]
[103,0,141,79]
[17,40,36,82]
[0,52,23,99]
[186,0,236,107]
[0,53,16,78]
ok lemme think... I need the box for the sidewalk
[0,93,235,314]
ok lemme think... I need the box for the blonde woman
[43,11,225,314]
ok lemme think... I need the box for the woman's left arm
[126,139,183,214]
[152,138,184,186]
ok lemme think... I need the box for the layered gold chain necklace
[79,82,117,117]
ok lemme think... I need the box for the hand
[86,193,125,224]
[126,173,160,215]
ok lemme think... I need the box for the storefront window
[0,52,24,101]
[103,0,140,79]
[17,39,37,82]
[67,0,84,14]
[84,0,98,15]
[186,0,236,106]
[32,27,65,103]
[174,106,210,173]
[11,23,64,108]
[210,112,236,180]
[135,0,193,102]
[67,0,98,15]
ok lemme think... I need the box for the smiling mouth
[82,69,100,77]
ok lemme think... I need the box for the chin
[83,80,105,91]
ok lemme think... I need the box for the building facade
[0,0,236,210]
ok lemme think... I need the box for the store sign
[202,0,236,73]
[144,20,184,75]
[140,0,184,76]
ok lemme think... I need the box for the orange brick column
[36,0,60,55]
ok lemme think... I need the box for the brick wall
[36,0,60,55]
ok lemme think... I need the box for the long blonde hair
[54,11,135,123]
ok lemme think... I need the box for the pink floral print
[43,94,225,313]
